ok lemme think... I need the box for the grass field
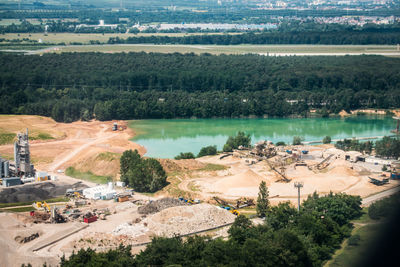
[65,166,112,184]
[38,44,400,56]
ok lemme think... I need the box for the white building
[83,183,116,200]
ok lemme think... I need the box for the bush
[120,149,167,193]
[292,136,304,145]
[223,132,251,152]
[197,145,217,157]
[322,136,331,144]
[276,141,286,146]
[175,152,195,160]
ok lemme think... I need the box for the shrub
[197,145,217,157]
[276,141,286,146]
[292,136,304,145]
[223,132,251,152]
[175,152,195,160]
[322,136,331,144]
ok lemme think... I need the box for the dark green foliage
[276,141,286,146]
[59,245,136,267]
[375,136,400,158]
[197,145,217,157]
[1,53,400,122]
[368,193,400,220]
[293,136,304,145]
[335,139,373,154]
[302,192,363,226]
[120,149,167,193]
[322,136,331,144]
[223,131,251,152]
[266,202,298,230]
[256,181,270,217]
[174,152,195,160]
[228,215,253,244]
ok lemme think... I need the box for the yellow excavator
[35,201,51,212]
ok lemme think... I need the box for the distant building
[2,177,21,187]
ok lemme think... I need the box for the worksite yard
[1,115,400,266]
[171,147,400,205]
[0,115,145,180]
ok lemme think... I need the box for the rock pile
[138,198,185,215]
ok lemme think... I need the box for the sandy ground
[178,147,400,205]
[0,115,145,178]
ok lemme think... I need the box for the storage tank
[3,161,9,177]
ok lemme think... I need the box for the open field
[0,32,240,44]
[20,44,400,56]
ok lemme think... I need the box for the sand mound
[146,203,235,237]
[214,169,269,192]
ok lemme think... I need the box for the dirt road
[362,186,400,206]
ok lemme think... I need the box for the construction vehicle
[66,189,83,198]
[369,175,389,186]
[235,197,255,209]
[34,201,51,212]
[178,197,200,204]
[213,197,240,215]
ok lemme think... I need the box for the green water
[130,116,396,158]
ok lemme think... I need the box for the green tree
[228,215,253,244]
[293,136,304,145]
[175,152,195,160]
[120,149,167,193]
[276,141,286,146]
[197,145,217,157]
[256,181,270,217]
[223,131,251,152]
[322,136,331,144]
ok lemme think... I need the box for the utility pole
[294,182,303,212]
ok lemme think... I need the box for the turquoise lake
[130,116,396,158]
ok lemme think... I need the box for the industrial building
[2,177,21,187]
[0,129,36,187]
[82,183,116,200]
[9,129,35,177]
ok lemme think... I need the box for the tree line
[1,53,400,122]
[108,28,400,45]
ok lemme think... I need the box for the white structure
[83,184,116,200]
[365,156,393,165]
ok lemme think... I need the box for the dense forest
[0,53,399,122]
[108,29,400,45]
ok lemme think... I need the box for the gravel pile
[111,222,149,237]
[0,181,87,203]
[146,203,236,237]
[138,198,185,215]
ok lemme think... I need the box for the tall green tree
[120,149,167,193]
[256,181,270,217]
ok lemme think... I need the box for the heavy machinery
[179,197,200,204]
[213,197,240,216]
[34,201,51,212]
[235,197,255,209]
